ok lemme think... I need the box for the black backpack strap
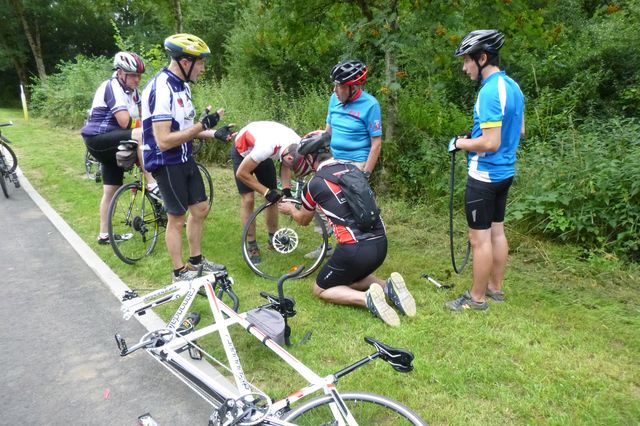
[315,163,354,184]
[315,166,339,184]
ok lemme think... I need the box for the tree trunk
[352,0,374,21]
[171,0,183,33]
[384,0,399,144]
[9,0,47,80]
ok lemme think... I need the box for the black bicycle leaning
[107,141,214,264]
[0,122,21,199]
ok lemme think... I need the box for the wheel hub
[272,228,299,253]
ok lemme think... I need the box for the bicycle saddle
[364,336,414,373]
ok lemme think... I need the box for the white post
[20,85,29,121]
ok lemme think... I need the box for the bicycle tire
[108,182,165,264]
[0,138,18,174]
[197,162,214,209]
[282,391,427,425]
[84,149,101,182]
[0,171,8,198]
[241,199,328,280]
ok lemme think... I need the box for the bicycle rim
[0,172,8,198]
[242,200,328,280]
[0,139,18,174]
[197,162,214,209]
[282,392,427,425]
[108,182,163,264]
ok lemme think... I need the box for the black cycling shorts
[464,176,513,230]
[83,129,133,185]
[316,236,388,289]
[230,145,277,194]
[152,158,206,216]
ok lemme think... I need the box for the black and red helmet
[330,60,368,86]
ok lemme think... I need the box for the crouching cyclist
[278,132,416,327]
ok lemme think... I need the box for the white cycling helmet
[113,51,145,74]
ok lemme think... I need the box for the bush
[511,118,640,261]
[30,51,165,129]
[30,56,112,129]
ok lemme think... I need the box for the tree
[9,0,46,80]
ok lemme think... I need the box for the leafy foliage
[511,118,640,261]
[22,0,640,260]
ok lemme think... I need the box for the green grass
[3,108,639,425]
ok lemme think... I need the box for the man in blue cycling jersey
[445,30,525,311]
[326,60,382,177]
[141,33,227,282]
[304,60,383,259]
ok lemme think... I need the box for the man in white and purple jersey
[81,51,157,245]
[141,33,228,282]
[445,30,526,312]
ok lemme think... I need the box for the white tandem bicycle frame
[116,268,427,425]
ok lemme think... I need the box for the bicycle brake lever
[122,290,139,301]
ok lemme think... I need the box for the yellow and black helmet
[164,33,211,60]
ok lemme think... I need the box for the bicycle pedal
[188,343,203,360]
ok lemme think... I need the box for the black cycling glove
[200,109,220,130]
[282,188,293,198]
[264,189,283,204]
[214,124,235,142]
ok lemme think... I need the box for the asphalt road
[0,172,214,425]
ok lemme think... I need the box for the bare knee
[469,228,492,249]
[168,214,186,229]
[240,192,255,209]
[190,201,209,220]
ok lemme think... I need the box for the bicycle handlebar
[277,265,304,311]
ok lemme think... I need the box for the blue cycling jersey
[326,91,382,162]
[141,68,196,171]
[469,71,525,183]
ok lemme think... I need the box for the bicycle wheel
[197,162,214,209]
[108,182,165,264]
[84,149,101,182]
[282,392,427,425]
[0,139,18,174]
[0,171,8,198]
[242,199,328,280]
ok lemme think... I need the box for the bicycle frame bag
[316,163,380,231]
[116,142,138,170]
[246,307,285,346]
